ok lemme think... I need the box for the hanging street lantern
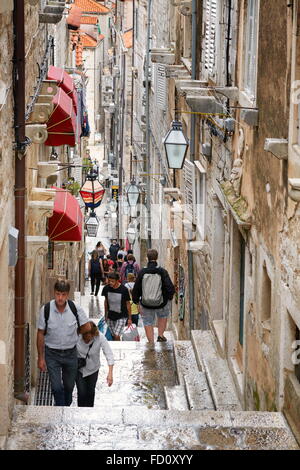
[80,173,105,209]
[163,121,189,169]
[126,225,136,245]
[126,180,140,207]
[86,211,99,237]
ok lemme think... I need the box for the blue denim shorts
[141,302,171,326]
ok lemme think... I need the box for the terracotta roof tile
[74,0,109,13]
[80,15,98,24]
[80,32,104,48]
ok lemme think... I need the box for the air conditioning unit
[25,124,48,144]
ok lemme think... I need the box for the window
[261,262,271,325]
[244,0,259,100]
[239,235,246,346]
[194,161,206,240]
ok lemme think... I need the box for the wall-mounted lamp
[163,121,189,169]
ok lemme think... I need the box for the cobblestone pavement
[4,287,300,450]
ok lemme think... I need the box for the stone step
[164,385,189,410]
[173,340,202,385]
[191,330,241,411]
[6,405,299,450]
[184,372,215,411]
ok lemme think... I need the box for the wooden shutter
[203,0,218,77]
[182,160,196,222]
[155,64,167,110]
[245,0,258,98]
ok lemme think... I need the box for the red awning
[44,88,77,147]
[48,188,83,242]
[47,65,78,114]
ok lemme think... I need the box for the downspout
[188,0,197,332]
[13,0,27,402]
[145,0,152,249]
[118,52,126,240]
[130,0,135,180]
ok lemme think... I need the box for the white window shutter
[244,0,259,99]
[155,64,167,110]
[203,0,218,77]
[182,160,196,222]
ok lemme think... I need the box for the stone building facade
[126,0,300,442]
[0,1,97,442]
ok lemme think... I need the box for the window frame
[243,0,260,101]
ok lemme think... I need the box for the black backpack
[44,300,79,335]
[125,262,135,278]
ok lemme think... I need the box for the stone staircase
[164,330,240,413]
[4,328,300,450]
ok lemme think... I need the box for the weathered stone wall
[0,3,15,436]
[0,7,15,440]
[242,0,290,411]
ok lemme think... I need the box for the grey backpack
[142,268,164,307]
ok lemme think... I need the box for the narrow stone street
[5,287,299,451]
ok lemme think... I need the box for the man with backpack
[36,280,91,406]
[132,249,175,344]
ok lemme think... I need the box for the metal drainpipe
[188,0,197,333]
[13,0,27,402]
[145,0,152,249]
[118,52,126,241]
[130,0,135,180]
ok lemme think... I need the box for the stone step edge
[10,405,293,431]
[173,340,202,385]
[163,385,189,410]
[191,330,241,410]
[183,373,215,411]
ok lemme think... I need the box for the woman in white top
[76,321,114,407]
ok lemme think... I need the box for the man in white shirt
[36,280,91,406]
